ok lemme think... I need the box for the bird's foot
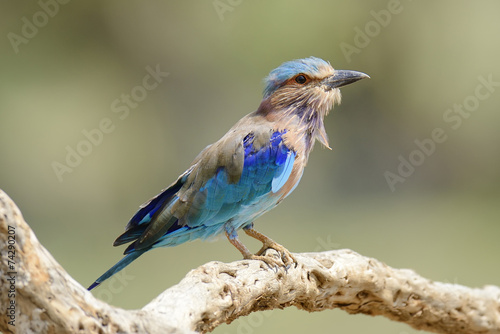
[243,253,286,270]
[254,241,297,270]
[242,227,297,269]
[226,227,297,270]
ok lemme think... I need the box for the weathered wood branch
[0,189,499,334]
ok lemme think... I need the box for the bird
[88,57,368,290]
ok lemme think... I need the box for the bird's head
[262,57,369,117]
[258,57,368,148]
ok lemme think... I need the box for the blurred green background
[1,1,500,333]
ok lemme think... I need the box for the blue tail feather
[87,249,147,291]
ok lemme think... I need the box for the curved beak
[323,70,370,89]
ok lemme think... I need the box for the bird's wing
[114,127,298,253]
[179,129,297,229]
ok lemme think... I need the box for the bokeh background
[1,1,500,333]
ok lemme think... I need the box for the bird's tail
[87,249,147,291]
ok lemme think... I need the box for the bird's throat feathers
[257,87,341,150]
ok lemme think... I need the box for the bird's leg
[243,224,297,268]
[224,229,254,259]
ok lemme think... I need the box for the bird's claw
[244,254,281,271]
[251,242,297,270]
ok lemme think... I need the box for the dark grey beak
[323,70,370,89]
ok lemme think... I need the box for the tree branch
[0,189,499,334]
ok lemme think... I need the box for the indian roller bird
[88,57,368,290]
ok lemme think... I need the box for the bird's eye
[295,74,307,84]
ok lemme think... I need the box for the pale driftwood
[0,189,499,334]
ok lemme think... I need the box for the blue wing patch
[272,150,295,193]
[243,130,295,195]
